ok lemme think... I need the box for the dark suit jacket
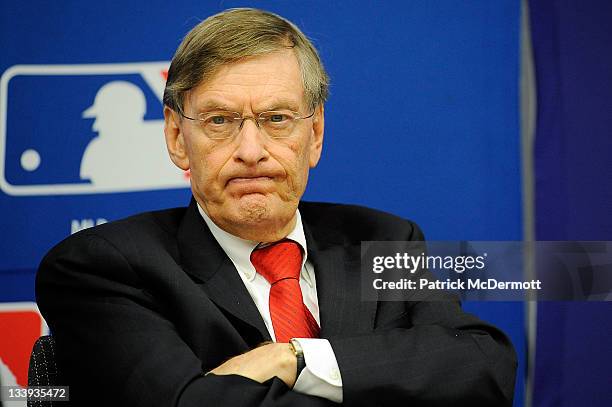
[36,200,517,406]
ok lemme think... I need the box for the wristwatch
[289,338,306,377]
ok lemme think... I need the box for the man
[36,8,516,406]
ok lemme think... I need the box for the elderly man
[37,8,516,407]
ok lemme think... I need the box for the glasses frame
[180,109,316,140]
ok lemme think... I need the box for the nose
[232,118,269,165]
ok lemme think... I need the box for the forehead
[187,49,305,111]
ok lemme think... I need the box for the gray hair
[163,8,329,114]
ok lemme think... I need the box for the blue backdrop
[530,0,612,405]
[0,1,524,405]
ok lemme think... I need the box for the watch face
[289,339,303,356]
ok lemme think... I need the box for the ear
[164,106,190,170]
[308,104,324,168]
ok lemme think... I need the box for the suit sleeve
[329,301,517,406]
[329,222,517,406]
[36,232,335,407]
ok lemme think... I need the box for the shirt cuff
[292,338,343,403]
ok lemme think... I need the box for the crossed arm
[210,302,517,406]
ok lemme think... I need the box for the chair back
[27,335,60,407]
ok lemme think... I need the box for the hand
[209,342,297,388]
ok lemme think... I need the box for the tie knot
[250,240,303,284]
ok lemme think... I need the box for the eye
[269,114,286,123]
[211,116,227,125]
[262,111,295,124]
[202,112,237,127]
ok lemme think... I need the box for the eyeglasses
[180,109,315,140]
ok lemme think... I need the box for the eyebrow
[262,99,302,112]
[194,100,234,112]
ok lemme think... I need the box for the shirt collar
[197,203,312,285]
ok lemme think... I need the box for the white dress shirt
[197,204,343,403]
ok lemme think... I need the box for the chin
[233,195,295,229]
[233,194,273,224]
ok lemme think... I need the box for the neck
[223,216,297,243]
[197,203,298,243]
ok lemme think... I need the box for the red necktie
[250,240,320,342]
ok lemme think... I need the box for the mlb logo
[0,62,189,196]
[0,302,47,389]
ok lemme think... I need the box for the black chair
[27,335,60,407]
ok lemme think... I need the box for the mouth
[228,176,273,185]
[226,176,275,193]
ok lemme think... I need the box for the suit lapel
[304,220,377,337]
[177,200,271,341]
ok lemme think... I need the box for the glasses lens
[259,111,298,138]
[199,112,240,139]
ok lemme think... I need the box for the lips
[228,176,273,184]
[226,175,275,193]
